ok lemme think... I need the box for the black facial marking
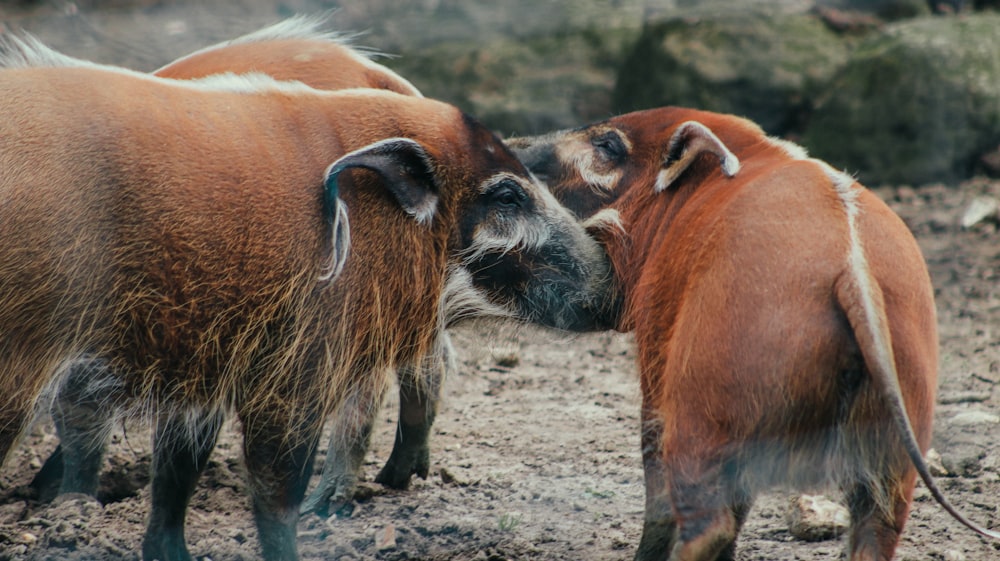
[486,179,528,209]
[591,130,627,164]
[510,142,561,183]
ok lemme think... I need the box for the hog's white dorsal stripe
[180,72,318,94]
[222,13,353,46]
[767,136,810,160]
[0,33,321,95]
[233,15,423,98]
[822,163,873,373]
[153,14,423,98]
[0,33,90,69]
[150,14,362,73]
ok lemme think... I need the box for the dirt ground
[2,181,1000,561]
[1,2,1000,561]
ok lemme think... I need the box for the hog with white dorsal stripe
[33,16,448,523]
[0,36,614,561]
[507,107,1000,561]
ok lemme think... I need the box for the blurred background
[1,0,998,187]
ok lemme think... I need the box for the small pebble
[786,494,849,542]
[950,410,1000,425]
[375,524,396,550]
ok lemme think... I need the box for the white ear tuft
[582,208,625,237]
[654,121,740,193]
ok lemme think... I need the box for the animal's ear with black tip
[655,121,741,192]
[324,137,440,225]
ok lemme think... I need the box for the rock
[786,494,850,542]
[613,12,849,136]
[980,145,1000,177]
[926,448,951,476]
[2,544,26,558]
[950,410,1000,425]
[938,390,993,404]
[943,549,967,561]
[803,13,1000,186]
[953,455,985,478]
[439,467,458,485]
[385,25,640,135]
[0,501,26,523]
[960,196,999,229]
[818,0,930,20]
[374,524,397,551]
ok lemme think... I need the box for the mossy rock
[803,14,1000,185]
[612,13,850,136]
[383,27,640,136]
[821,0,930,19]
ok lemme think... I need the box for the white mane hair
[0,32,94,69]
[227,13,361,48]
[165,12,388,68]
[0,31,321,95]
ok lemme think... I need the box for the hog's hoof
[375,443,430,490]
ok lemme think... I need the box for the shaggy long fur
[0,41,611,561]
[30,17,445,532]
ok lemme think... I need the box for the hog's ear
[655,121,740,192]
[325,138,439,225]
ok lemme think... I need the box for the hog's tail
[319,168,351,283]
[834,214,1000,541]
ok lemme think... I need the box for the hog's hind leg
[663,448,747,561]
[844,474,913,561]
[299,382,380,517]
[375,354,445,489]
[46,359,123,498]
[242,408,322,561]
[142,409,224,561]
[635,406,676,561]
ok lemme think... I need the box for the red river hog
[507,107,1000,561]
[0,36,613,561]
[34,16,446,523]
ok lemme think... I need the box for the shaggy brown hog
[33,16,446,522]
[507,108,1000,560]
[0,39,613,561]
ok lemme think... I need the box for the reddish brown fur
[0,68,456,451]
[0,58,611,561]
[152,28,463,514]
[509,107,996,560]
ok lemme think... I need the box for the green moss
[384,26,641,135]
[803,14,1000,185]
[613,13,848,135]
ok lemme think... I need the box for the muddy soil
[1,2,999,560]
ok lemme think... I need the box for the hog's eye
[592,131,627,163]
[490,180,528,209]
